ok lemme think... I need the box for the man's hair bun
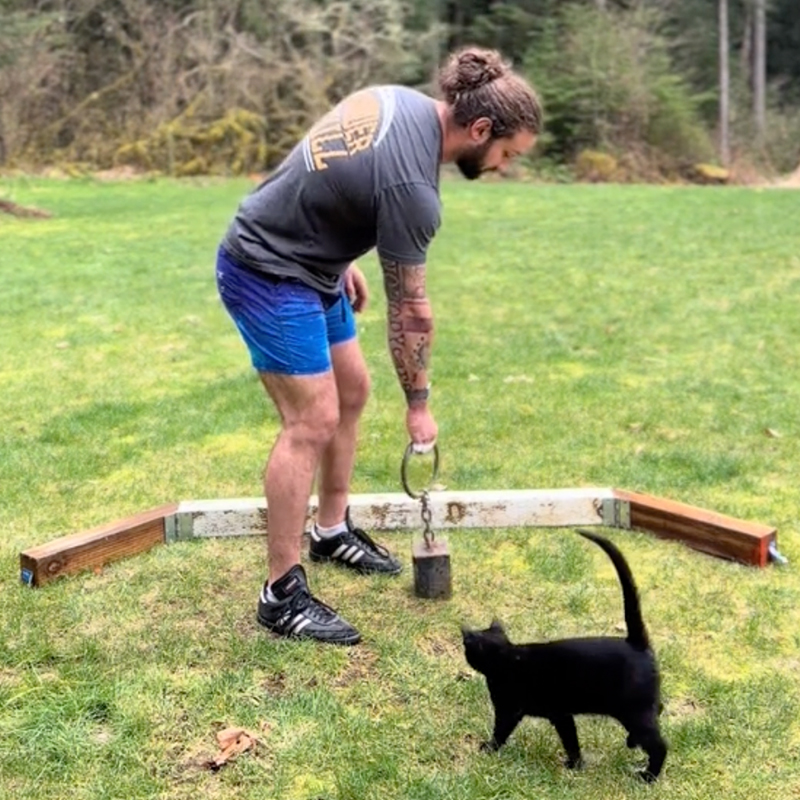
[439,47,508,103]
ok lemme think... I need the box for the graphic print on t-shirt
[302,88,395,172]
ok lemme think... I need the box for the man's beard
[455,141,493,181]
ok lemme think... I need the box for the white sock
[314,520,349,539]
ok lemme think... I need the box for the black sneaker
[256,564,361,646]
[309,507,402,575]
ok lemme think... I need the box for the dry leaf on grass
[764,427,782,438]
[203,726,261,771]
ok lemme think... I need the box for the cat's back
[497,638,658,715]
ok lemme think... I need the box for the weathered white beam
[167,488,614,541]
[20,486,781,586]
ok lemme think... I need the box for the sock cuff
[314,520,349,538]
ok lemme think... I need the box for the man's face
[456,126,537,180]
[455,139,493,180]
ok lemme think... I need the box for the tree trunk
[719,0,730,166]
[753,0,767,145]
[741,2,752,89]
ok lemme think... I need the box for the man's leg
[215,248,360,644]
[307,300,401,575]
[255,370,361,644]
[315,338,370,528]
[259,370,339,584]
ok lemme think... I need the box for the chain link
[400,442,440,550]
[420,489,434,548]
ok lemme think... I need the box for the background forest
[1,0,799,182]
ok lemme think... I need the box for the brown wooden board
[19,504,177,587]
[613,489,775,567]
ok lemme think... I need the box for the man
[216,46,542,645]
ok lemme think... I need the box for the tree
[719,0,730,165]
[753,0,766,144]
[526,4,713,170]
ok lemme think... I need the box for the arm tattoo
[381,259,433,404]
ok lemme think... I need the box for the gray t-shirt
[221,85,442,295]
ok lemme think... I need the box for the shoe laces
[287,586,338,624]
[347,526,391,559]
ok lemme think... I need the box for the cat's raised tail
[576,530,650,651]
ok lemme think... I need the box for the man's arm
[380,258,433,408]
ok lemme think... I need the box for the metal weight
[401,443,452,600]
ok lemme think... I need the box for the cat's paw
[564,756,584,770]
[637,768,658,783]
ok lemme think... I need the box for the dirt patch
[332,647,380,688]
[775,165,800,187]
[416,634,461,662]
[93,166,146,181]
[665,697,706,719]
[0,199,52,218]
[261,671,287,696]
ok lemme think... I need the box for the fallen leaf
[764,428,782,438]
[203,727,260,771]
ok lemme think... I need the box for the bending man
[216,47,542,645]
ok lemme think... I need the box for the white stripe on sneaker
[342,545,358,562]
[292,618,312,635]
[288,614,308,635]
[350,550,364,564]
[332,544,348,559]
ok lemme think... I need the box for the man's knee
[339,369,370,417]
[286,405,341,450]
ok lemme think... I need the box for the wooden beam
[19,486,780,587]
[173,488,613,539]
[19,504,177,587]
[612,489,776,567]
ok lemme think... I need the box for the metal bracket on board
[768,540,789,566]
[163,513,194,544]
[602,497,631,529]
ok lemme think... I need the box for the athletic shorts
[215,246,356,375]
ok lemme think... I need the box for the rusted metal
[401,443,452,599]
[412,538,452,599]
[400,443,440,500]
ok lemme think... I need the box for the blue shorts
[215,246,356,375]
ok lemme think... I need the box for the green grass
[1,175,800,799]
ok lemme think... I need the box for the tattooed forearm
[381,259,434,405]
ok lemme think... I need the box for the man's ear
[468,116,493,144]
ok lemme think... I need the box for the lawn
[1,175,799,799]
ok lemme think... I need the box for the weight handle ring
[401,442,440,499]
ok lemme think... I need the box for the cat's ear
[489,618,506,634]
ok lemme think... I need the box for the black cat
[461,530,667,782]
